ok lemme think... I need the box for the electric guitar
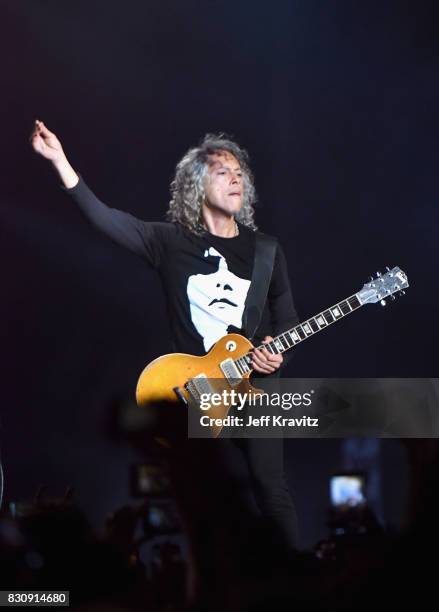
[136,266,409,437]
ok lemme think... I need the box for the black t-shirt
[64,177,299,360]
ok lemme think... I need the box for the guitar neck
[234,294,363,374]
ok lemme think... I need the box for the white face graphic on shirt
[187,247,251,351]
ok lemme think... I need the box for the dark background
[1,0,437,547]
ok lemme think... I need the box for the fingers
[29,129,44,152]
[251,345,283,374]
[256,346,283,365]
[30,120,43,144]
[261,337,283,364]
[30,121,39,142]
[34,119,52,137]
[30,120,52,143]
[251,335,283,374]
[261,346,283,364]
[39,123,52,138]
[252,351,276,374]
[30,119,64,161]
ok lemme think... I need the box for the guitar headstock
[357,266,409,306]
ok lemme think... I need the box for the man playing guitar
[31,120,300,590]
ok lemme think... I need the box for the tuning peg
[386,266,390,272]
[380,299,386,306]
[376,271,381,277]
[391,295,396,301]
[400,290,406,296]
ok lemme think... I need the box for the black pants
[230,435,299,550]
[168,434,299,598]
[220,384,299,551]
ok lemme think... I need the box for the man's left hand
[251,336,283,374]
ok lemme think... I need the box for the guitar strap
[242,232,277,341]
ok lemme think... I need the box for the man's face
[203,151,243,216]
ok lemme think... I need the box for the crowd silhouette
[1,438,437,611]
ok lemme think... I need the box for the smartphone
[329,473,367,509]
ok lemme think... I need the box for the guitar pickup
[219,359,242,387]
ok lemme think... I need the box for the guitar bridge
[185,374,214,402]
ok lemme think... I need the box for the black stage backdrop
[1,1,436,546]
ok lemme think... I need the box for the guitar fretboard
[234,294,362,375]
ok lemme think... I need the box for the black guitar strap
[242,232,277,341]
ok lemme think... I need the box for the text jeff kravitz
[199,415,319,428]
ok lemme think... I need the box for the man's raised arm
[30,120,166,267]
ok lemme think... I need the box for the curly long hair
[167,134,258,235]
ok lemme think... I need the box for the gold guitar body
[136,333,259,437]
